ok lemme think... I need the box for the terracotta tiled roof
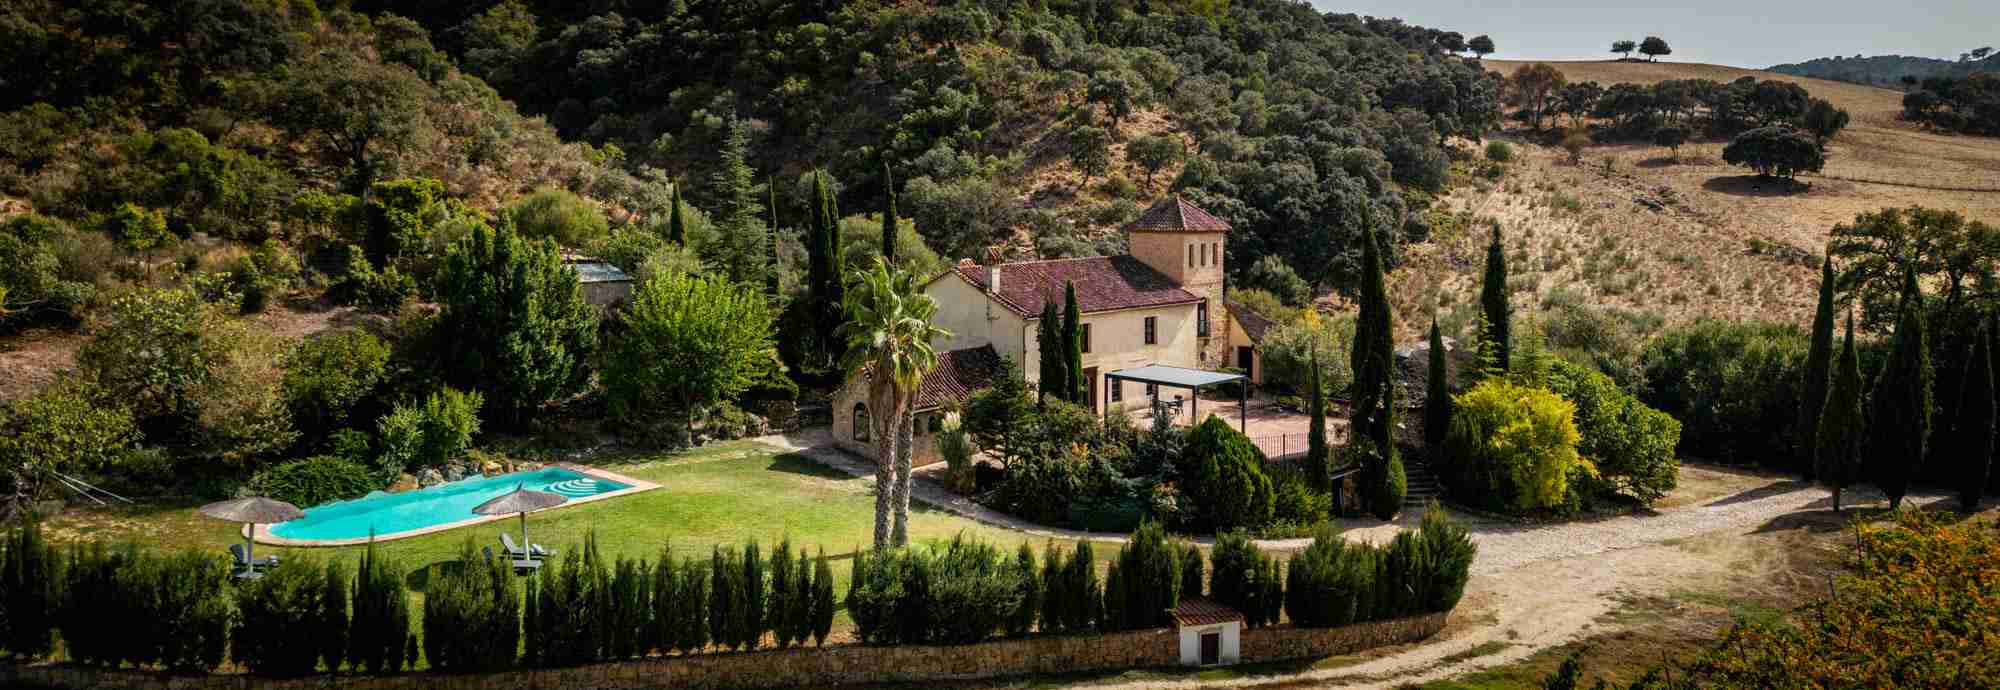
[913,346,1004,410]
[1170,597,1246,627]
[1125,196,1233,234]
[1227,300,1277,343]
[951,256,1201,318]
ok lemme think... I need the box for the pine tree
[881,160,897,263]
[704,119,769,284]
[1955,315,1995,511]
[1350,225,1402,519]
[1424,317,1452,449]
[1816,314,1866,511]
[667,180,687,245]
[1797,255,1837,478]
[1868,269,1933,509]
[1063,280,1085,405]
[1306,352,1331,491]
[433,221,599,425]
[1037,303,1066,406]
[1480,224,1510,372]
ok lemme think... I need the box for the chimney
[984,247,1004,295]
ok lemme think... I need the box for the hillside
[1393,60,2000,341]
[1769,52,2000,88]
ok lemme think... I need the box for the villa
[834,197,1268,466]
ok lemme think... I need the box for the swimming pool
[265,467,638,544]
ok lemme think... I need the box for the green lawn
[44,440,1100,595]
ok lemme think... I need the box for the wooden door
[1084,367,1099,413]
[1236,346,1254,380]
[1200,632,1221,665]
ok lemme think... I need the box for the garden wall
[1,613,1448,690]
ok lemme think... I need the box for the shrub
[850,536,1028,645]
[1179,416,1275,531]
[423,542,520,671]
[375,387,482,479]
[1005,543,1041,637]
[1368,442,1408,520]
[1413,503,1476,613]
[1639,320,1808,463]
[58,542,132,666]
[0,376,139,510]
[936,410,977,494]
[3,522,60,660]
[283,329,391,443]
[1441,380,1590,514]
[349,539,410,673]
[248,456,378,507]
[1105,521,1181,631]
[433,222,598,425]
[75,288,224,426]
[1285,526,1364,627]
[144,551,234,672]
[316,561,349,672]
[1485,140,1514,162]
[1258,311,1354,396]
[509,187,609,247]
[1545,359,1681,504]
[1270,465,1332,525]
[234,557,329,676]
[1208,530,1260,619]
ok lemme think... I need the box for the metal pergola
[1103,364,1249,433]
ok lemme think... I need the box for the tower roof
[1125,196,1233,234]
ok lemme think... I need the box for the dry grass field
[1394,60,2000,340]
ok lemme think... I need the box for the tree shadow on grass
[1701,174,1810,197]
[765,453,855,480]
[1635,155,1680,169]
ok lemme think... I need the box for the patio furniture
[500,532,555,560]
[230,543,280,572]
[199,496,303,580]
[476,484,566,563]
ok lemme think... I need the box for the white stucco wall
[924,273,1030,366]
[1177,622,1242,666]
[1022,302,1202,413]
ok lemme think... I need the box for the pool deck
[250,464,660,548]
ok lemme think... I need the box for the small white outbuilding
[1172,597,1244,667]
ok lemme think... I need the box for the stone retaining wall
[2,613,1447,690]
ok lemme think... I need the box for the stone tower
[1124,196,1233,364]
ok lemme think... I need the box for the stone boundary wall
[1,613,1448,690]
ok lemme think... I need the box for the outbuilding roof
[1226,300,1278,343]
[1170,597,1246,627]
[1124,196,1233,234]
[858,345,1005,412]
[951,256,1200,318]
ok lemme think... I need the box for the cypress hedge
[1105,521,1181,631]
[350,537,410,673]
[236,556,330,676]
[2,521,59,661]
[811,548,834,646]
[1868,270,1933,509]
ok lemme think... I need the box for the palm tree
[840,259,951,548]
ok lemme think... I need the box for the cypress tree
[1178,542,1204,599]
[1039,542,1067,633]
[881,160,897,263]
[679,556,709,653]
[806,170,845,366]
[1479,224,1510,372]
[1955,315,1995,511]
[811,548,834,647]
[1063,281,1086,405]
[1037,303,1065,406]
[1868,268,1933,510]
[788,550,813,646]
[742,541,764,650]
[1797,255,1837,478]
[1006,543,1040,637]
[317,560,349,672]
[1,521,58,661]
[1306,352,1331,491]
[667,180,687,245]
[1424,317,1452,449]
[1817,314,1866,511]
[708,546,731,650]
[768,540,793,647]
[1350,225,1402,519]
[649,547,677,655]
[765,182,780,297]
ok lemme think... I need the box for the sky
[1311,0,2000,68]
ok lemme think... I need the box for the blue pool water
[268,467,629,541]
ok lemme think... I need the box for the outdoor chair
[500,532,554,560]
[228,543,279,576]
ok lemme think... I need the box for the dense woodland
[1769,49,1998,88]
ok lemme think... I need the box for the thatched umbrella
[473,483,567,559]
[199,496,303,573]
